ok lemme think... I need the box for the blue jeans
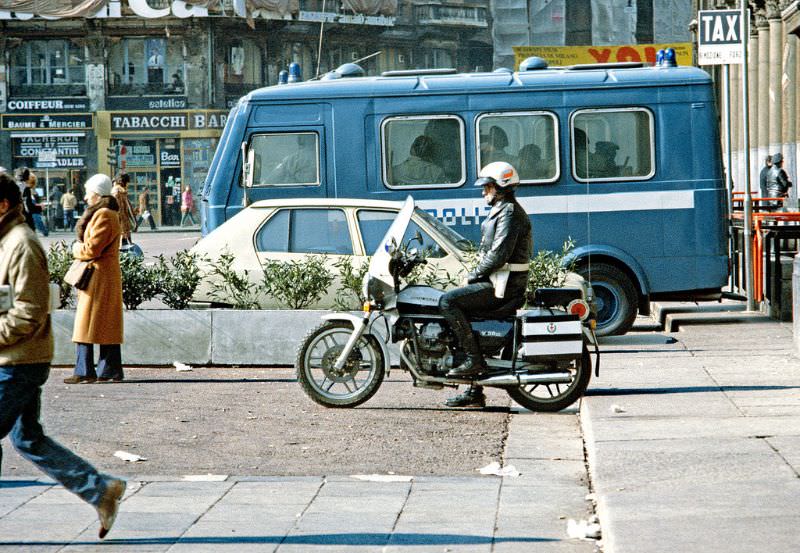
[63,209,75,231]
[0,364,108,505]
[75,343,124,380]
[32,213,49,236]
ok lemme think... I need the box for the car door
[254,207,356,308]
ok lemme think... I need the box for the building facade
[0,0,492,225]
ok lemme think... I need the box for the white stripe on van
[417,190,694,224]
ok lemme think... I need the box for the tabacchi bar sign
[110,111,228,131]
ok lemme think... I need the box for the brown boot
[96,478,126,539]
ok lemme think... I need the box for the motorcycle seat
[470,297,525,321]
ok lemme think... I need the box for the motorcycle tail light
[567,299,590,321]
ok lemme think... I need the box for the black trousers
[439,281,506,357]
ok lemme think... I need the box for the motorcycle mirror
[409,230,423,246]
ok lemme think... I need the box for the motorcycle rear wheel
[296,321,385,408]
[506,346,591,412]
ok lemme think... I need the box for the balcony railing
[107,83,184,96]
[9,84,87,97]
[414,4,487,27]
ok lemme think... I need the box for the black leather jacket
[766,166,792,197]
[469,196,532,296]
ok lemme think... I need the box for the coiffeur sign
[513,43,692,69]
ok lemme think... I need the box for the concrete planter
[52,309,334,367]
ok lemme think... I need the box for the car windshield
[413,208,473,251]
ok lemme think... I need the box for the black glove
[467,272,481,284]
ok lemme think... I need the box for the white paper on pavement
[567,518,602,540]
[174,361,192,372]
[114,450,148,462]
[478,461,520,477]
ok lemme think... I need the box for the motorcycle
[295,197,599,412]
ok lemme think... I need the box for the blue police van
[201,54,728,336]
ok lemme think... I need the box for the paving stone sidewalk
[0,412,596,552]
[585,317,800,553]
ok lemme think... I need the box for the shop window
[382,116,465,188]
[108,38,184,96]
[10,39,86,96]
[477,112,559,183]
[572,108,654,182]
[223,39,263,97]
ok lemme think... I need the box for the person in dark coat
[440,161,532,407]
[766,152,792,209]
[759,155,772,199]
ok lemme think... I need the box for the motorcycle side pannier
[519,309,583,361]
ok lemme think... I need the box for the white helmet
[474,161,520,188]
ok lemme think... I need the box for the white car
[190,198,472,309]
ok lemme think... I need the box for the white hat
[85,174,112,196]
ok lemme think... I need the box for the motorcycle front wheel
[506,346,591,412]
[295,321,385,408]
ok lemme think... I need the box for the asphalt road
[1,368,513,478]
[41,228,201,262]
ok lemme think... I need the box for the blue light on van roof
[655,49,665,66]
[278,70,289,85]
[288,62,302,83]
[664,48,677,67]
[519,56,548,71]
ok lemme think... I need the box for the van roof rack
[381,68,458,77]
[566,62,648,71]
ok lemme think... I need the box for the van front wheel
[577,262,638,336]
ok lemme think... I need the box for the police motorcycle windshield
[363,196,415,302]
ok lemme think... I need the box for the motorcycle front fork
[332,312,370,371]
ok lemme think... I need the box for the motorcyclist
[440,162,532,407]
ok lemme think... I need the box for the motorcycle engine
[411,322,452,375]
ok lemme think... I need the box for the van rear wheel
[577,262,638,336]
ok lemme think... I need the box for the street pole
[723,65,732,212]
[741,2,755,311]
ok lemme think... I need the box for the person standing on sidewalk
[0,173,125,539]
[111,173,136,245]
[61,187,77,232]
[64,174,125,384]
[23,173,48,237]
[180,185,196,226]
[136,187,157,231]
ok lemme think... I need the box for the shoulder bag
[64,260,94,290]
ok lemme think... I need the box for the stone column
[768,2,783,159]
[742,25,758,192]
[784,32,798,201]
[757,14,771,187]
[85,23,106,112]
[730,63,741,188]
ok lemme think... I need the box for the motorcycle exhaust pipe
[476,371,573,387]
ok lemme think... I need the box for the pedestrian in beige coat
[64,174,125,384]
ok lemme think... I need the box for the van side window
[248,132,320,186]
[572,109,654,181]
[477,112,559,183]
[382,116,464,188]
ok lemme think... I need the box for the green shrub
[206,250,262,310]
[120,254,159,310]
[526,238,576,303]
[332,256,370,310]
[155,250,204,310]
[262,255,334,309]
[46,241,74,308]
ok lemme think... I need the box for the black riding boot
[445,385,486,408]
[446,318,486,377]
